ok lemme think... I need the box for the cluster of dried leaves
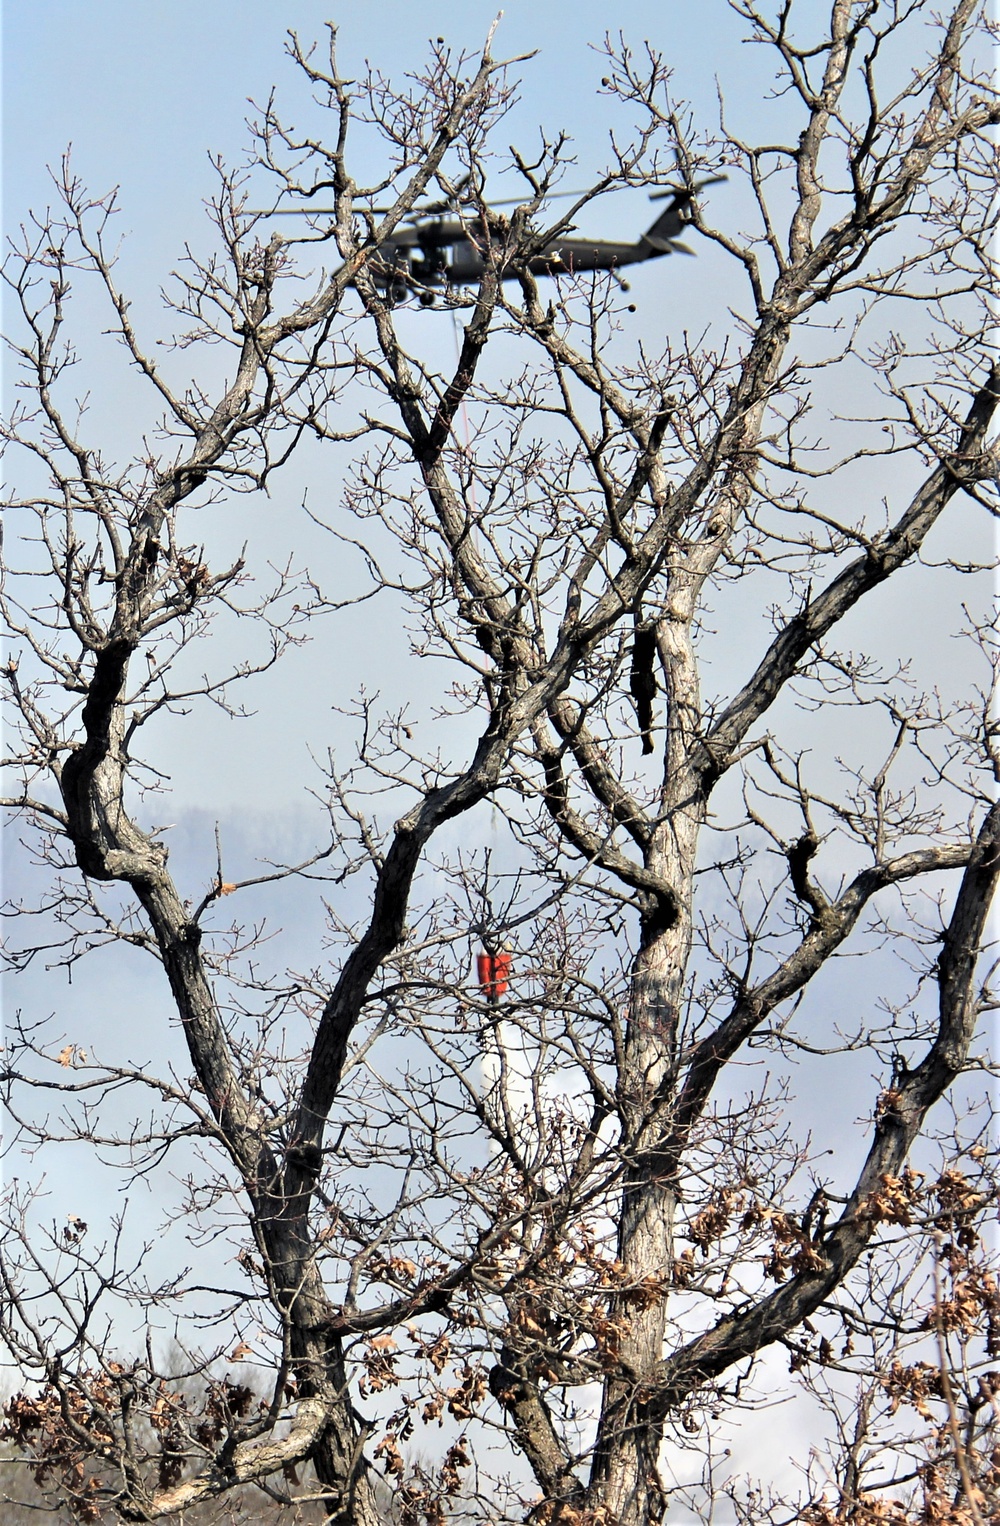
[1,1371,260,1521]
[801,1171,999,1526]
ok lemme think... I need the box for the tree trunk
[591,602,702,1523]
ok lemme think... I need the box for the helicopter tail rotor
[640,176,726,254]
[648,174,728,202]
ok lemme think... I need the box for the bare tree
[2,5,998,1523]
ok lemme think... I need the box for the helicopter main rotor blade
[246,179,727,220]
[243,208,338,216]
[648,174,727,201]
[248,188,601,219]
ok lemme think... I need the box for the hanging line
[451,308,477,515]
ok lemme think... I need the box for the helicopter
[250,178,725,306]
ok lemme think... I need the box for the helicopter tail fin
[640,227,696,256]
[639,175,726,256]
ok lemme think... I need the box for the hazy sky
[3,0,987,1176]
[3,7,991,1506]
[6,0,983,810]
[5,0,759,810]
[5,0,747,297]
[4,0,987,1160]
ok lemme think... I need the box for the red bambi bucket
[477,950,511,1000]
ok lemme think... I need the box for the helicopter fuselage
[368,209,691,306]
[247,181,723,306]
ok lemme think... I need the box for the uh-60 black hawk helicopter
[251,178,725,306]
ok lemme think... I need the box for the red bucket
[477,950,511,1000]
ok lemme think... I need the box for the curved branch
[669,840,975,1143]
[647,800,999,1419]
[702,363,1000,781]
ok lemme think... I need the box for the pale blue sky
[6,2,748,234]
[3,7,992,1504]
[4,0,987,962]
[4,0,754,811]
[7,0,980,810]
[3,0,988,966]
